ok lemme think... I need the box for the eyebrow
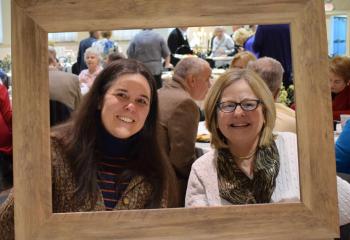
[115,88,150,101]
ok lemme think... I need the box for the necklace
[232,150,256,160]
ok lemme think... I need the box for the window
[48,32,78,42]
[112,29,141,41]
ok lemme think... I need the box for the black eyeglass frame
[217,99,262,113]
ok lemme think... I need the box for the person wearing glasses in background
[185,69,350,226]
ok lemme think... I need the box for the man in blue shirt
[336,120,350,174]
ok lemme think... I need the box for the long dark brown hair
[53,59,177,208]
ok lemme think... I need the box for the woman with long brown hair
[0,59,177,240]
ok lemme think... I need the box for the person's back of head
[230,51,256,69]
[173,57,212,100]
[247,57,284,99]
[106,52,125,65]
[101,31,112,39]
[89,31,101,39]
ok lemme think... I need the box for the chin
[112,131,133,139]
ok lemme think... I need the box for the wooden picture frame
[11,0,338,239]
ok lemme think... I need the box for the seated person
[0,59,178,239]
[0,84,12,192]
[229,51,256,69]
[336,119,350,174]
[247,57,296,133]
[329,56,350,121]
[157,57,212,206]
[210,26,235,57]
[185,68,350,226]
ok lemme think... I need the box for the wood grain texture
[22,0,306,32]
[291,0,339,233]
[12,1,52,239]
[36,204,336,240]
[11,0,338,239]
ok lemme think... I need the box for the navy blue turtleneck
[96,116,140,210]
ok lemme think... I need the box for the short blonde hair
[230,51,257,69]
[232,27,253,46]
[204,68,276,149]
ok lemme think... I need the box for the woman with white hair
[78,47,103,92]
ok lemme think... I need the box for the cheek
[217,112,227,132]
[138,107,150,123]
[254,110,265,129]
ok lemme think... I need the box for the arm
[253,25,263,53]
[185,167,209,207]
[126,41,136,59]
[225,36,235,52]
[0,85,12,128]
[164,55,173,69]
[337,176,350,225]
[333,109,350,121]
[0,190,15,240]
[167,99,199,178]
[167,31,179,54]
[336,120,350,174]
[271,132,300,202]
[73,76,82,109]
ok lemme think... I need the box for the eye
[115,92,128,100]
[224,102,236,108]
[242,101,256,108]
[135,98,149,106]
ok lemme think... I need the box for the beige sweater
[185,132,350,226]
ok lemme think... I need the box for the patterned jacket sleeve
[0,190,15,240]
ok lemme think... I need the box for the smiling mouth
[117,116,135,123]
[230,123,250,128]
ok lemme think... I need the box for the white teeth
[118,116,134,123]
[231,123,249,127]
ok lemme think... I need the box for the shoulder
[274,132,297,146]
[50,133,72,172]
[158,85,195,108]
[192,150,217,174]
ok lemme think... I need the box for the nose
[233,105,245,116]
[125,102,136,112]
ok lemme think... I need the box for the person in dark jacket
[167,27,193,66]
[253,24,292,87]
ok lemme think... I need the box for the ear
[188,74,196,88]
[274,88,281,100]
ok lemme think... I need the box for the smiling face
[100,73,151,139]
[329,71,347,94]
[217,79,264,146]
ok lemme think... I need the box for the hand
[165,63,174,69]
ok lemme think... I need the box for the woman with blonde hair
[229,51,256,69]
[185,68,350,226]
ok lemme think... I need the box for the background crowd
[0,24,350,239]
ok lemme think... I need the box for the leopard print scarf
[217,142,279,204]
